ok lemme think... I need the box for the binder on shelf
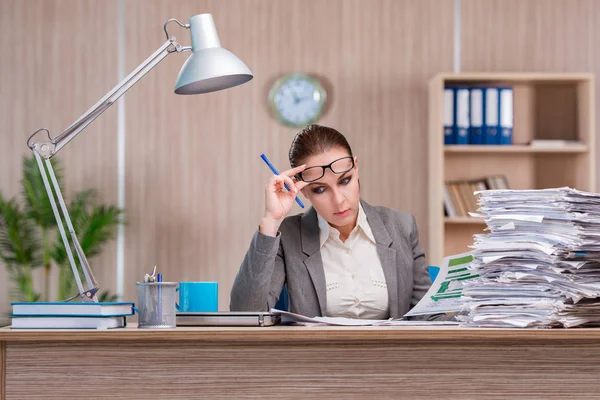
[483,87,500,145]
[499,87,514,145]
[447,182,467,217]
[469,88,484,145]
[443,176,510,219]
[469,181,482,212]
[455,87,470,145]
[457,181,477,214]
[442,184,457,217]
[475,180,487,193]
[484,175,510,190]
[443,87,456,145]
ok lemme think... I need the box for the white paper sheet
[403,251,477,317]
[270,309,459,326]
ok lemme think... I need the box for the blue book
[455,87,470,145]
[11,315,127,329]
[469,88,484,145]
[11,301,135,317]
[499,87,513,145]
[443,87,456,144]
[483,87,500,145]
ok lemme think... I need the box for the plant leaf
[98,290,118,303]
[0,192,42,266]
[54,190,123,300]
[2,155,121,303]
[58,262,76,300]
[22,155,63,228]
[5,264,41,302]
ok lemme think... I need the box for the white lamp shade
[174,47,253,94]
[174,13,253,94]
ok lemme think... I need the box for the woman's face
[299,147,360,233]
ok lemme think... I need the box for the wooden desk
[2,325,600,399]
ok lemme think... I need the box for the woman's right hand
[260,164,308,236]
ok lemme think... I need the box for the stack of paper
[458,187,600,328]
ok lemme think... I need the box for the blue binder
[469,88,484,145]
[483,87,500,145]
[455,87,470,145]
[443,87,456,144]
[499,87,513,145]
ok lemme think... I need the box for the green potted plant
[0,156,122,303]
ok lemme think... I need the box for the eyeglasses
[296,156,354,182]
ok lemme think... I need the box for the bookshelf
[428,73,596,266]
[445,144,589,153]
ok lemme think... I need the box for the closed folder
[443,87,456,145]
[455,87,470,145]
[469,88,484,145]
[483,87,500,145]
[499,87,513,145]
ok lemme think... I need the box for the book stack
[444,175,509,217]
[444,85,513,145]
[11,301,135,329]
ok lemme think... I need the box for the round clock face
[268,74,327,128]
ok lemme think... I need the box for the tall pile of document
[459,187,600,328]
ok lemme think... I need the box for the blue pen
[260,154,305,208]
[157,273,162,320]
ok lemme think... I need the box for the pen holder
[136,282,177,329]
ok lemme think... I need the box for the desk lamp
[26,14,252,302]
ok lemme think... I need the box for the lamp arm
[27,38,189,158]
[25,21,191,302]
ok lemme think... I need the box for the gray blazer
[230,200,431,319]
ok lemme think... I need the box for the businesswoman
[230,124,431,319]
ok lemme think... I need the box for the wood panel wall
[461,0,600,191]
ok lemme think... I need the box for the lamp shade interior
[174,47,253,95]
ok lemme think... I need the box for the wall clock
[268,73,327,128]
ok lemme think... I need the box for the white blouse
[317,203,389,319]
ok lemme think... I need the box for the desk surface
[2,324,600,342]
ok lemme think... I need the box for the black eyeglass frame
[295,155,355,183]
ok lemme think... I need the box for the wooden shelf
[444,217,485,224]
[445,144,588,153]
[435,72,594,83]
[428,73,595,266]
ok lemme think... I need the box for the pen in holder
[157,273,162,322]
[136,281,177,328]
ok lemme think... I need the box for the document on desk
[270,309,458,326]
[404,251,477,317]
